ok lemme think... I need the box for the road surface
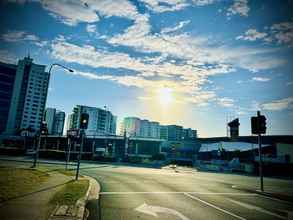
[81,164,293,220]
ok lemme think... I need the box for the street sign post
[251,111,267,192]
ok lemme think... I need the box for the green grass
[57,169,77,176]
[50,179,89,205]
[0,167,48,202]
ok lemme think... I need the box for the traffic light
[251,116,259,134]
[251,113,267,134]
[79,113,89,129]
[41,121,48,135]
[259,115,266,134]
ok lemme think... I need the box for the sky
[0,0,293,137]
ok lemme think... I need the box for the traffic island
[49,176,100,220]
[49,179,89,220]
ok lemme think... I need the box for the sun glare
[157,87,173,105]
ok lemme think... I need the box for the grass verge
[0,167,48,202]
[50,179,89,205]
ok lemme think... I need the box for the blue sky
[0,0,293,137]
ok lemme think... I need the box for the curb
[232,185,293,204]
[49,176,100,220]
[75,177,93,220]
[76,176,100,220]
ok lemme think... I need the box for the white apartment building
[5,56,49,134]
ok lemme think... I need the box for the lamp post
[32,63,73,168]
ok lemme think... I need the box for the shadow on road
[0,180,74,204]
[85,198,101,220]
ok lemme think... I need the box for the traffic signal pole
[251,111,266,192]
[258,132,264,192]
[257,111,264,192]
[32,133,41,168]
[75,129,84,181]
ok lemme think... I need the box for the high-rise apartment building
[68,105,117,136]
[121,117,160,138]
[44,108,65,135]
[4,56,49,135]
[0,61,17,134]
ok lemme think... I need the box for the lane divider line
[99,191,257,195]
[228,198,287,220]
[184,193,247,220]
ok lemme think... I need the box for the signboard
[67,129,80,137]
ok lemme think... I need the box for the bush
[151,153,166,161]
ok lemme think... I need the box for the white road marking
[228,198,287,220]
[100,191,257,195]
[135,203,190,220]
[184,193,247,220]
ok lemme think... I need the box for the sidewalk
[0,171,72,220]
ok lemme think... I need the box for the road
[81,164,293,220]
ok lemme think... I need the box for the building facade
[68,105,117,136]
[160,125,197,141]
[53,111,65,135]
[0,61,17,134]
[44,108,65,135]
[4,56,49,135]
[121,117,160,138]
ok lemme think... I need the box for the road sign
[67,129,80,137]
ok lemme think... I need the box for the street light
[32,63,74,168]
[48,63,74,75]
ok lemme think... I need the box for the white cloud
[82,0,139,19]
[261,97,293,111]
[86,24,96,33]
[41,0,99,26]
[108,14,285,73]
[41,0,140,26]
[252,76,271,82]
[192,0,215,6]
[1,30,47,47]
[217,97,234,107]
[227,0,250,17]
[236,29,267,41]
[238,21,293,47]
[140,0,216,13]
[0,49,18,64]
[140,0,188,13]
[161,20,190,34]
[50,38,236,106]
[1,30,39,42]
[270,21,293,47]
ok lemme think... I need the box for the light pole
[32,63,73,168]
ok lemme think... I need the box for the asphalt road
[81,164,293,220]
